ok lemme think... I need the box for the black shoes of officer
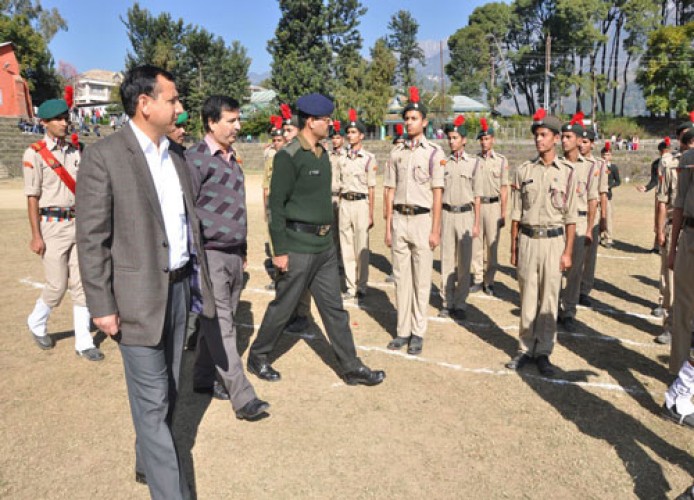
[578,294,593,307]
[387,336,409,350]
[661,402,694,429]
[194,380,230,400]
[30,330,54,350]
[535,355,556,377]
[506,353,533,371]
[235,398,270,421]
[483,284,495,297]
[247,356,281,382]
[407,335,423,355]
[559,316,577,333]
[342,365,386,386]
[76,347,105,361]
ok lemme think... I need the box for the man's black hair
[202,95,240,133]
[119,65,175,118]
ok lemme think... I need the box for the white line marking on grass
[19,278,44,289]
[597,253,637,260]
[356,345,649,395]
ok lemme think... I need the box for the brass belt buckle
[406,206,414,215]
[536,228,545,238]
[317,225,329,236]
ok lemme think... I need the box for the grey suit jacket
[76,124,215,346]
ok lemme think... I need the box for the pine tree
[386,10,425,87]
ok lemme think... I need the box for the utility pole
[440,40,446,120]
[544,33,551,111]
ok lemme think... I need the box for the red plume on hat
[70,133,79,148]
[333,120,341,132]
[395,123,403,136]
[454,115,465,127]
[408,86,420,104]
[604,141,611,152]
[280,103,292,120]
[349,108,357,123]
[64,86,74,109]
[532,108,547,122]
[480,117,489,132]
[569,111,584,126]
[664,136,671,146]
[271,115,283,130]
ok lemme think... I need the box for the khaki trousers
[660,223,674,334]
[339,198,370,295]
[670,227,694,374]
[392,212,433,338]
[472,201,501,286]
[40,219,86,307]
[440,210,474,310]
[517,233,564,356]
[581,219,600,295]
[560,217,588,319]
[602,199,614,244]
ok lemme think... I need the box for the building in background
[0,42,33,117]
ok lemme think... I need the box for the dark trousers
[250,245,362,373]
[194,250,257,410]
[119,278,190,500]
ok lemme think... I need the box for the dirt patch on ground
[1,171,692,499]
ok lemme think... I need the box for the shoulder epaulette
[283,139,301,157]
[30,140,46,152]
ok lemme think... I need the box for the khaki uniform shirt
[329,147,346,194]
[23,135,80,208]
[597,157,609,194]
[511,157,578,227]
[339,147,377,194]
[384,137,446,207]
[262,147,276,190]
[443,151,477,206]
[563,155,599,212]
[674,150,694,217]
[657,151,680,218]
[473,150,509,198]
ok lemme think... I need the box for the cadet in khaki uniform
[506,109,577,376]
[662,127,694,428]
[329,120,346,262]
[653,136,685,347]
[471,117,508,296]
[558,113,599,332]
[339,110,376,300]
[384,87,445,355]
[439,115,479,320]
[579,136,610,306]
[23,99,103,360]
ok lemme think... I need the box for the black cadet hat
[476,117,494,139]
[296,93,334,117]
[346,109,366,133]
[402,86,427,118]
[561,111,587,136]
[445,114,467,137]
[531,108,561,134]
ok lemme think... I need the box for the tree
[361,38,397,127]
[387,10,425,87]
[636,21,694,115]
[268,0,331,103]
[0,0,66,41]
[325,0,367,81]
[446,25,489,100]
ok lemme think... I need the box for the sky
[44,0,493,76]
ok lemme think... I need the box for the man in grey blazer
[76,65,214,500]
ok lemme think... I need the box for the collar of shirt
[204,133,235,163]
[130,121,170,158]
[450,150,468,161]
[43,134,67,152]
[533,156,562,169]
[406,138,427,150]
[348,146,364,159]
[479,150,496,160]
[298,132,324,158]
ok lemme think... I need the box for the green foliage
[598,116,647,138]
[387,10,425,87]
[122,3,251,134]
[0,13,60,104]
[637,21,694,115]
[446,25,490,100]
[241,108,274,138]
[0,0,66,42]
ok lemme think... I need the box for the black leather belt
[520,225,564,238]
[287,221,332,236]
[340,192,367,201]
[578,210,587,216]
[168,261,192,283]
[39,207,75,219]
[480,196,499,204]
[394,204,430,216]
[443,203,473,213]
[684,217,694,228]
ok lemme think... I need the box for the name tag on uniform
[308,170,321,176]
